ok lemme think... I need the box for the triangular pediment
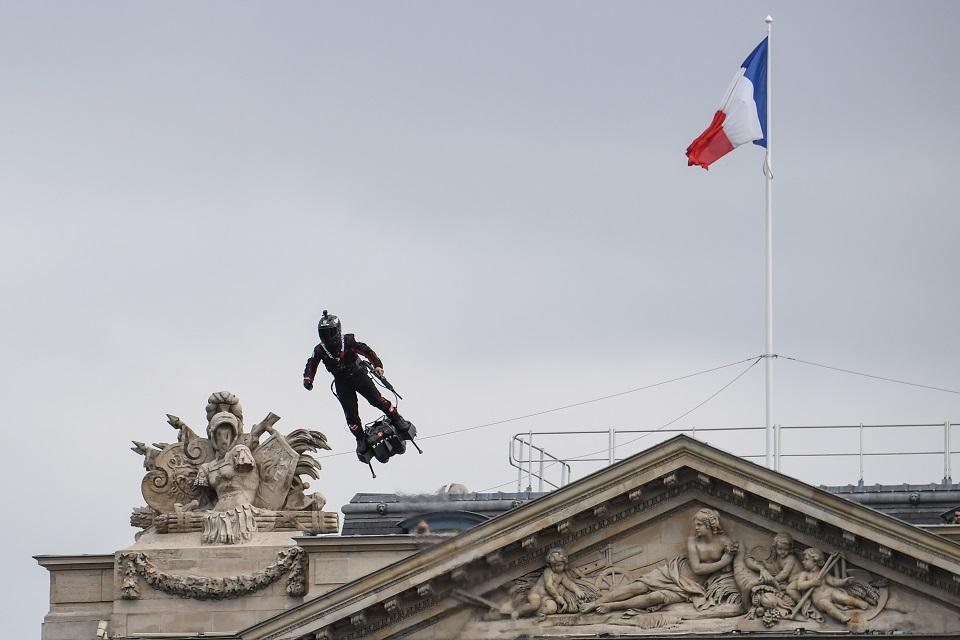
[240,436,960,640]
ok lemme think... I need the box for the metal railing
[508,421,955,493]
[509,431,573,491]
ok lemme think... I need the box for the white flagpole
[764,15,775,469]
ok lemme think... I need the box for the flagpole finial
[765,15,773,23]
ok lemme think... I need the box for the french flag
[686,38,768,169]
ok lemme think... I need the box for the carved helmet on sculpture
[205,390,243,424]
[207,411,242,454]
[318,310,342,351]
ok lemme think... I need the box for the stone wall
[36,533,446,639]
[35,555,114,640]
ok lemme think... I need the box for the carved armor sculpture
[197,410,260,510]
[131,391,335,544]
[193,402,264,543]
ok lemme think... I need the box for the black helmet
[318,310,342,350]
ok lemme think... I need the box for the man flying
[302,310,409,461]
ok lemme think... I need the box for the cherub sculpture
[787,548,878,624]
[733,532,799,626]
[510,547,596,618]
[744,532,799,589]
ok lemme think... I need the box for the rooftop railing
[508,421,955,492]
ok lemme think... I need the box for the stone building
[37,424,960,639]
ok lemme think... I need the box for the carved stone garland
[118,546,307,600]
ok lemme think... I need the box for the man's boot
[387,407,410,436]
[349,424,368,462]
[386,408,414,439]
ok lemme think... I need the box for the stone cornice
[922,525,960,543]
[237,435,960,640]
[295,534,447,554]
[34,554,114,571]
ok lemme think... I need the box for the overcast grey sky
[4,1,959,634]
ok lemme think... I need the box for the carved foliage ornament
[118,546,307,600]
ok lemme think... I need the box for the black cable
[480,356,763,491]
[525,356,760,471]
[601,356,762,454]
[480,478,523,492]
[780,355,960,396]
[482,353,959,492]
[317,355,761,460]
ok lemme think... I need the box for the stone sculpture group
[131,391,338,545]
[117,395,900,634]
[508,508,881,630]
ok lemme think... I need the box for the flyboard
[355,362,423,478]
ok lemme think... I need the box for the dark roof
[340,490,548,536]
[339,482,960,536]
[822,481,960,524]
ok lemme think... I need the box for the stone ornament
[131,391,337,544]
[291,441,957,640]
[495,510,890,633]
[137,436,213,515]
[786,548,879,624]
[582,508,743,617]
[147,509,338,535]
[510,547,598,618]
[117,546,308,600]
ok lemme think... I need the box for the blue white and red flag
[686,38,768,169]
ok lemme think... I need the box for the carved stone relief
[130,391,338,543]
[424,505,954,639]
[509,547,599,618]
[117,546,307,600]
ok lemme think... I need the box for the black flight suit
[302,334,404,437]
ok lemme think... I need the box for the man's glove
[303,378,314,391]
